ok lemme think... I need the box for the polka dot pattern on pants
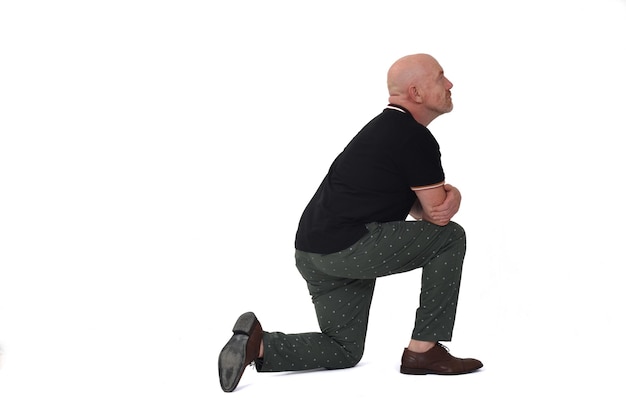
[257,221,466,372]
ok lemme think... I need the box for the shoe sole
[218,312,260,392]
[400,365,482,375]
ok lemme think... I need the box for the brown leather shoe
[218,312,263,392]
[400,343,483,375]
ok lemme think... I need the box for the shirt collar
[385,104,409,113]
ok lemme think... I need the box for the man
[218,53,482,393]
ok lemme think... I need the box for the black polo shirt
[295,104,445,254]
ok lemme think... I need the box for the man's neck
[388,97,436,126]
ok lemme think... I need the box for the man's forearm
[411,184,460,226]
[409,199,423,220]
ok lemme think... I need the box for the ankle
[408,340,436,353]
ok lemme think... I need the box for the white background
[1,0,625,415]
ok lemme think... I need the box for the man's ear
[410,85,423,104]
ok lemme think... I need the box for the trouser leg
[258,252,375,372]
[408,222,466,341]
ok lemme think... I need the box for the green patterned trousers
[258,220,466,372]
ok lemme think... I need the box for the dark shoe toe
[462,358,483,373]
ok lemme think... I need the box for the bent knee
[446,220,465,234]
[325,348,363,370]
[326,359,361,370]
[446,221,466,241]
[343,351,363,368]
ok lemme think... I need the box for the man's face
[421,62,454,115]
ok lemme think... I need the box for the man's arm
[411,183,461,226]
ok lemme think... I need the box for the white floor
[2,1,626,416]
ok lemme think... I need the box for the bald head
[387,53,438,96]
[386,53,453,126]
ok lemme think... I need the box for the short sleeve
[394,131,445,189]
